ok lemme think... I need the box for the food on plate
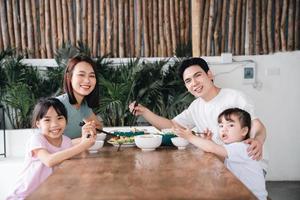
[108,136,135,145]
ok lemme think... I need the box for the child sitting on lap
[173,108,268,200]
[6,98,96,200]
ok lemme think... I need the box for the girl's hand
[81,130,96,148]
[81,121,97,137]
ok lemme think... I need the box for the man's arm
[244,119,266,160]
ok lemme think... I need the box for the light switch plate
[243,62,256,84]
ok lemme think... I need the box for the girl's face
[36,106,66,140]
[218,115,248,144]
[71,61,96,100]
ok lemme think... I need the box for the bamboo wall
[0,0,299,58]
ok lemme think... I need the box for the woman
[57,55,102,140]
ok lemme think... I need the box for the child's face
[36,106,67,139]
[218,115,248,144]
[71,61,96,99]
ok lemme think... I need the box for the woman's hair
[63,55,99,108]
[217,108,251,139]
[31,98,68,128]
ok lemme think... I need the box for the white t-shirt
[224,142,268,200]
[173,88,256,144]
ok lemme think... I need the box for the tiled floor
[266,181,300,200]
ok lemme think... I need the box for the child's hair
[217,108,251,139]
[31,98,68,128]
[63,55,99,108]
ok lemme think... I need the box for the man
[129,57,266,161]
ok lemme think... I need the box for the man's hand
[244,138,263,160]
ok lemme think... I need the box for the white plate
[107,141,136,147]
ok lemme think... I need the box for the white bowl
[134,134,162,151]
[88,140,104,153]
[96,133,107,141]
[171,137,189,150]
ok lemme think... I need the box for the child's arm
[173,123,228,158]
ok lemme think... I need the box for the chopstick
[130,101,139,127]
[79,121,116,137]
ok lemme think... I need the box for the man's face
[183,65,214,99]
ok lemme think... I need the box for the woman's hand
[244,138,263,160]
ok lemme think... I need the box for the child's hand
[200,128,213,140]
[81,121,97,137]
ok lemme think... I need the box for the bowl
[171,137,189,150]
[88,140,104,153]
[160,129,177,146]
[96,133,107,141]
[134,134,162,151]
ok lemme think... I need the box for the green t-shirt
[56,94,93,139]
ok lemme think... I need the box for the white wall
[205,51,300,181]
[1,52,300,181]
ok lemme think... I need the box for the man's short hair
[178,57,210,80]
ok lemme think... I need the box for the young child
[6,98,96,200]
[173,108,268,200]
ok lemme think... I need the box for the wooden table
[27,145,257,200]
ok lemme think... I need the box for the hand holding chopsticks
[79,121,116,136]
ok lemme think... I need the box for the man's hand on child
[244,138,263,160]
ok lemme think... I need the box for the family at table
[6,56,268,200]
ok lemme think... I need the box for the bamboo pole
[100,0,106,56]
[25,0,34,57]
[82,0,87,45]
[142,0,150,57]
[228,0,235,54]
[129,0,135,57]
[192,0,201,57]
[0,0,10,50]
[274,0,281,52]
[56,0,63,49]
[7,0,15,47]
[50,0,57,53]
[207,0,214,56]
[118,0,124,57]
[214,0,222,55]
[235,0,242,55]
[32,0,39,57]
[0,15,2,51]
[39,0,46,58]
[159,0,166,56]
[198,0,205,55]
[45,0,52,58]
[68,0,75,46]
[267,0,273,53]
[170,0,177,55]
[62,0,69,43]
[201,0,209,55]
[261,0,268,54]
[20,0,27,54]
[184,0,190,45]
[76,0,81,43]
[153,0,158,56]
[296,0,300,49]
[92,0,99,56]
[175,0,180,46]
[164,0,172,56]
[113,0,118,57]
[247,0,254,55]
[148,0,153,56]
[241,0,247,55]
[12,0,21,54]
[255,0,261,54]
[287,0,295,51]
[106,0,112,56]
[124,0,129,57]
[221,0,227,53]
[179,0,184,45]
[280,0,288,51]
[87,0,93,51]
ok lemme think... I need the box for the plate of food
[108,136,136,147]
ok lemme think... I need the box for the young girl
[173,108,268,200]
[56,55,102,140]
[6,98,96,200]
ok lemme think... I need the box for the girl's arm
[172,122,227,158]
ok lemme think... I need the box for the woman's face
[71,61,96,100]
